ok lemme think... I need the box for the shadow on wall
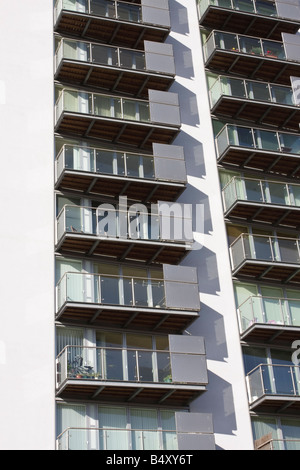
[165,0,242,443]
[190,370,238,450]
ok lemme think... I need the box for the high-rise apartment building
[0,0,299,451]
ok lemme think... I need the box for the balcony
[255,436,300,450]
[56,204,192,263]
[247,363,300,414]
[209,76,300,131]
[54,38,174,98]
[223,176,300,228]
[238,295,300,345]
[230,233,300,283]
[215,124,300,177]
[54,89,180,150]
[55,265,201,332]
[55,144,186,202]
[198,0,300,41]
[56,339,208,405]
[203,30,300,85]
[56,411,215,450]
[54,0,170,48]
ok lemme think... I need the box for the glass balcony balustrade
[204,30,286,62]
[256,438,300,451]
[56,345,173,386]
[222,176,300,212]
[54,0,142,24]
[247,363,300,403]
[209,75,296,109]
[238,295,300,333]
[56,271,166,312]
[57,426,178,451]
[198,0,278,18]
[55,89,150,124]
[216,124,300,159]
[56,204,163,243]
[230,233,300,270]
[55,38,146,73]
[56,144,155,181]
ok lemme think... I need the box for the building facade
[0,0,299,451]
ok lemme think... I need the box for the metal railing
[198,0,278,19]
[56,426,178,451]
[55,89,150,124]
[238,295,300,332]
[56,204,163,243]
[230,233,300,269]
[256,438,300,451]
[55,38,147,73]
[204,30,287,62]
[247,363,300,403]
[222,175,300,212]
[56,345,173,386]
[209,74,296,109]
[54,0,142,24]
[55,144,155,181]
[215,124,300,158]
[56,271,166,311]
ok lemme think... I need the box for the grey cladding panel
[291,76,300,105]
[163,264,198,283]
[149,90,180,127]
[169,335,205,354]
[158,201,193,241]
[153,143,187,183]
[154,158,187,182]
[282,33,300,62]
[141,0,170,27]
[276,0,300,20]
[175,412,214,434]
[153,143,185,160]
[164,281,200,310]
[144,41,175,75]
[171,354,208,384]
[163,264,200,310]
[177,434,216,450]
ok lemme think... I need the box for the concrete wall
[0,0,55,450]
[167,0,254,450]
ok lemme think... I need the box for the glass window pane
[92,44,118,66]
[246,81,270,101]
[263,40,285,59]
[98,406,128,450]
[241,37,262,55]
[232,0,255,12]
[215,32,238,51]
[254,129,279,151]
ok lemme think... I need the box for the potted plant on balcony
[265,49,277,58]
[163,374,172,383]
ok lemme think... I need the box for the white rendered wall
[167,1,254,450]
[0,1,55,449]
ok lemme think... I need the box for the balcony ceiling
[218,148,300,179]
[55,303,199,334]
[200,9,300,41]
[225,201,300,229]
[55,113,180,150]
[55,61,174,98]
[233,261,300,284]
[249,395,300,415]
[240,323,300,347]
[212,97,300,132]
[55,12,169,49]
[56,233,190,265]
[56,380,206,407]
[55,171,186,203]
[206,50,300,86]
